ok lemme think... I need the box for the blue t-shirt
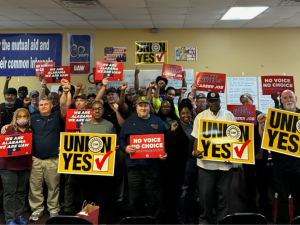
[117,114,165,167]
[31,110,65,158]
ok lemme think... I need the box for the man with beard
[48,92,60,112]
[3,75,28,106]
[258,90,300,223]
[1,88,30,131]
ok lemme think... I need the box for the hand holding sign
[159,153,167,161]
[193,150,204,159]
[125,145,135,155]
[171,122,179,131]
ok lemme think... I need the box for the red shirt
[0,125,33,170]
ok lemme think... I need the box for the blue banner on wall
[0,33,62,76]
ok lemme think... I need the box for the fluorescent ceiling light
[221,7,268,20]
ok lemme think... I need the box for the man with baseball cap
[29,90,39,114]
[74,93,87,109]
[1,88,24,131]
[191,91,236,224]
[195,93,207,115]
[118,96,167,223]
[3,75,28,106]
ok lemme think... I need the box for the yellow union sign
[262,108,300,157]
[58,133,117,176]
[197,119,255,164]
[135,41,168,65]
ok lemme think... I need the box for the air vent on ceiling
[54,0,103,8]
[275,0,300,6]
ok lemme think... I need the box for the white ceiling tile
[5,15,47,21]
[185,19,216,24]
[115,15,151,20]
[0,15,12,20]
[255,13,293,19]
[151,15,186,20]
[99,0,146,8]
[87,21,122,26]
[54,20,91,26]
[265,6,300,13]
[149,8,187,14]
[0,0,18,8]
[153,20,184,25]
[79,15,116,21]
[108,7,148,14]
[286,13,300,19]
[186,14,222,19]
[42,15,83,20]
[279,18,300,24]
[0,8,35,15]
[22,20,59,26]
[27,8,74,15]
[0,21,26,26]
[155,24,184,28]
[70,8,115,20]
[34,25,66,29]
[146,0,189,8]
[94,25,125,29]
[251,18,283,23]
[10,0,61,8]
[122,21,153,25]
[184,24,213,28]
[241,23,273,28]
[65,25,96,29]
[1,24,35,29]
[214,20,248,25]
[233,0,281,7]
[272,23,300,27]
[190,0,235,7]
[188,7,228,15]
[213,24,243,28]
[123,24,154,28]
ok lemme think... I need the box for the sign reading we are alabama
[135,41,168,65]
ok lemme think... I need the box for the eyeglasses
[92,107,103,111]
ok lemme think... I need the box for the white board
[226,77,258,109]
[258,77,275,113]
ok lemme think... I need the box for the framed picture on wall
[175,47,197,61]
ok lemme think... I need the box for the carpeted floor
[0,171,275,224]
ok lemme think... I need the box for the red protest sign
[44,66,71,83]
[130,134,165,159]
[95,61,124,82]
[65,109,93,132]
[196,72,226,93]
[227,105,257,125]
[161,64,185,80]
[0,133,32,157]
[261,76,294,95]
[35,62,55,77]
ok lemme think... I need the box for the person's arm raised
[119,82,128,113]
[134,66,140,91]
[95,78,108,101]
[60,84,70,117]
[3,75,11,94]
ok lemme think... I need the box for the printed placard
[58,133,116,176]
[197,119,255,164]
[104,47,127,62]
[195,72,226,93]
[227,105,257,125]
[65,109,93,132]
[0,133,32,157]
[95,61,124,82]
[161,64,185,80]
[130,134,165,159]
[35,62,55,77]
[261,76,294,95]
[44,66,71,83]
[175,47,196,61]
[262,108,300,158]
[135,41,168,65]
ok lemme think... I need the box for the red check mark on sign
[156,51,166,62]
[95,151,113,170]
[234,140,251,158]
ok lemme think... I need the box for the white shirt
[191,108,236,171]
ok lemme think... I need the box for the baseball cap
[18,86,28,92]
[126,88,136,95]
[74,93,87,100]
[196,93,206,100]
[106,87,117,95]
[5,88,17,96]
[136,96,150,105]
[29,90,39,97]
[206,91,220,101]
[87,93,96,99]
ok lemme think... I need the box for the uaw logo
[296,120,300,133]
[226,125,241,140]
[88,137,104,153]
[70,44,89,59]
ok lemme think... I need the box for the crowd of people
[0,68,298,225]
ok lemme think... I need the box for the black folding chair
[219,213,267,224]
[45,215,93,224]
[120,216,156,224]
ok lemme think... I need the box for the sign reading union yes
[197,119,255,164]
[262,108,300,157]
[58,133,116,176]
